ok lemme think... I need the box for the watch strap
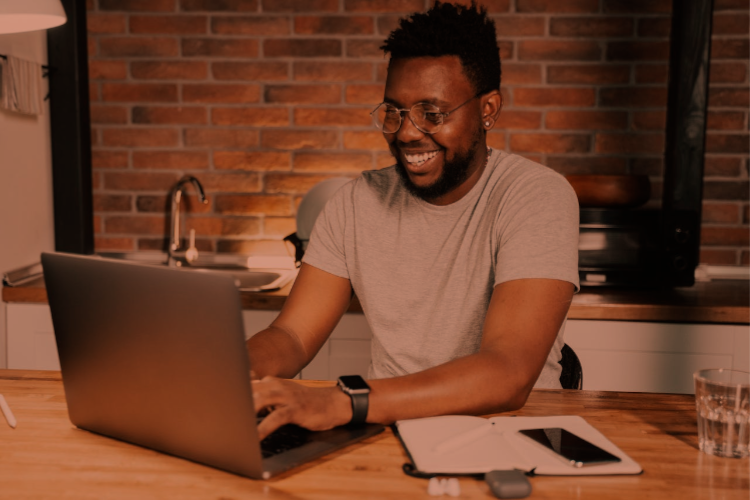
[348,391,368,425]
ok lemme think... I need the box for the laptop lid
[41,252,384,479]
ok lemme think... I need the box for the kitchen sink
[97,252,298,292]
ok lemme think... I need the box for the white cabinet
[6,303,58,370]
[565,319,749,394]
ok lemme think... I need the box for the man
[248,1,579,440]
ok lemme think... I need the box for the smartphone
[518,428,621,468]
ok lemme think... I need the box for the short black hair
[380,1,501,95]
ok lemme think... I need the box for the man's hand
[252,377,353,441]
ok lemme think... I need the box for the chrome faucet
[168,176,208,265]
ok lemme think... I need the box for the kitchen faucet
[168,175,208,266]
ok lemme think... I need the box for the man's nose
[396,112,424,143]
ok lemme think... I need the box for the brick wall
[86,0,749,265]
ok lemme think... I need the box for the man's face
[382,56,487,205]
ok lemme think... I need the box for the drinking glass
[694,369,750,458]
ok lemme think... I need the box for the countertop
[3,277,748,324]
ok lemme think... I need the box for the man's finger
[256,407,293,441]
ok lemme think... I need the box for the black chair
[559,343,583,390]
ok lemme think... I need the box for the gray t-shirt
[302,149,580,388]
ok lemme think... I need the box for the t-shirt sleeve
[300,182,352,280]
[493,170,580,291]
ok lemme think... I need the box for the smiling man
[246,1,580,440]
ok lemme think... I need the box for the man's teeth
[405,151,438,165]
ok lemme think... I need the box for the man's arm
[245,263,353,379]
[252,277,575,439]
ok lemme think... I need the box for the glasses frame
[370,94,480,135]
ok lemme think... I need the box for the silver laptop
[41,252,384,479]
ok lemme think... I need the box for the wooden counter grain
[0,369,747,499]
[4,277,748,324]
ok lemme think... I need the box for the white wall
[0,30,56,368]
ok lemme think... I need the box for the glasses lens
[374,104,402,133]
[412,104,443,133]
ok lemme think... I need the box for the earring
[485,121,491,127]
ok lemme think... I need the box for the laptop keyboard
[259,423,312,459]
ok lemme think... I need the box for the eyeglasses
[370,95,479,134]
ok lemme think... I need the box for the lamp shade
[0,0,67,35]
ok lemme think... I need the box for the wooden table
[0,370,747,499]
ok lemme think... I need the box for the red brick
[701,227,750,246]
[214,151,291,170]
[346,40,383,58]
[707,111,746,130]
[99,37,179,57]
[265,173,341,194]
[88,61,127,81]
[375,151,396,168]
[260,0,338,12]
[514,87,596,106]
[703,180,750,199]
[295,16,374,35]
[264,39,341,57]
[712,39,750,60]
[637,18,670,37]
[492,16,545,36]
[518,41,600,61]
[136,194,212,214]
[345,84,383,105]
[131,61,207,80]
[705,156,743,176]
[714,13,750,35]
[517,0,598,12]
[182,38,258,57]
[263,217,297,237]
[132,151,209,169]
[87,13,127,33]
[213,61,288,80]
[344,0,423,12]
[102,83,178,102]
[88,37,96,57]
[700,249,741,266]
[635,64,668,83]
[90,105,128,124]
[212,16,290,35]
[105,172,181,190]
[705,133,750,153]
[606,41,670,61]
[294,61,372,81]
[710,62,749,84]
[215,195,293,216]
[702,202,741,223]
[212,107,289,126]
[502,64,542,84]
[486,133,507,150]
[715,0,750,10]
[293,152,371,172]
[95,237,136,251]
[184,129,259,148]
[376,62,388,82]
[600,88,667,107]
[743,252,750,266]
[130,15,207,33]
[262,130,339,149]
[180,0,258,10]
[594,133,664,154]
[197,172,262,192]
[499,41,513,60]
[192,217,261,236]
[87,0,95,9]
[102,128,179,147]
[451,0,511,12]
[92,150,129,168]
[629,157,663,176]
[132,106,207,124]
[603,0,671,13]
[547,64,630,84]
[183,84,261,103]
[546,156,628,175]
[100,0,176,11]
[546,111,627,130]
[294,108,371,127]
[496,110,541,129]
[632,111,666,131]
[265,84,340,104]
[105,216,166,235]
[550,17,633,37]
[376,15,400,35]
[94,194,133,212]
[510,133,590,153]
[709,88,750,107]
[343,131,387,150]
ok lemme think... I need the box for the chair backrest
[559,343,583,390]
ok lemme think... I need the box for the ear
[480,90,503,130]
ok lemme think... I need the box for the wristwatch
[337,375,370,425]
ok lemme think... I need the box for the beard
[393,136,482,203]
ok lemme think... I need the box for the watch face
[339,375,369,391]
